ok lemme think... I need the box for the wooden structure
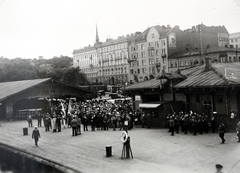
[0,78,93,120]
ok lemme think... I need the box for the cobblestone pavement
[0,120,240,173]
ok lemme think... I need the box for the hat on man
[215,164,223,169]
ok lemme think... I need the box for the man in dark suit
[32,126,41,146]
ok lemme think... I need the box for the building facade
[97,37,129,85]
[73,46,98,83]
[128,25,171,83]
[229,32,240,48]
[168,24,230,72]
[73,24,232,86]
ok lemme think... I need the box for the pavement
[0,120,240,173]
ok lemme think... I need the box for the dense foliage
[0,56,89,86]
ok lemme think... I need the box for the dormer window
[151,32,154,38]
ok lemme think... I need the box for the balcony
[127,58,137,62]
[156,62,161,67]
[148,46,154,50]
[161,54,167,58]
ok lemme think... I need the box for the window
[161,40,165,46]
[142,68,146,73]
[162,57,166,63]
[137,61,139,66]
[141,52,145,58]
[185,60,189,66]
[152,67,155,73]
[142,60,146,66]
[149,59,155,65]
[137,69,140,74]
[175,62,178,67]
[141,44,145,50]
[180,61,184,66]
[130,62,134,67]
[155,41,159,47]
[130,69,134,74]
[229,56,232,62]
[170,62,173,67]
[149,42,153,46]
[150,50,154,57]
[156,50,159,55]
[151,32,154,38]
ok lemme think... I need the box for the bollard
[23,128,28,135]
[106,145,112,157]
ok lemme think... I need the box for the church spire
[95,24,99,44]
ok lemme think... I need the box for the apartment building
[229,32,240,48]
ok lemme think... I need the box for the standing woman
[218,121,226,144]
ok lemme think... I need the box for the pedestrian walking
[32,126,41,146]
[218,121,226,144]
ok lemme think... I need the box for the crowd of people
[27,98,139,137]
[26,98,240,144]
[167,111,218,136]
[167,111,240,144]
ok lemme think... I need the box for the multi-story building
[73,46,98,83]
[168,24,230,72]
[73,24,232,85]
[128,25,177,83]
[97,36,129,85]
[72,27,100,83]
[229,32,240,48]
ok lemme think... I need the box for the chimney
[205,57,212,71]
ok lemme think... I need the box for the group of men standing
[167,111,240,144]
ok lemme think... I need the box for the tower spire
[96,24,99,43]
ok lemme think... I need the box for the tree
[62,67,89,86]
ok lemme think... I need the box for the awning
[139,103,161,109]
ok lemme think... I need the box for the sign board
[218,33,229,47]
[168,32,176,48]
[135,95,141,101]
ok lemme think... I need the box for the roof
[139,103,161,109]
[174,63,240,88]
[125,78,167,91]
[0,78,51,101]
[160,72,186,80]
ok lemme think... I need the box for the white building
[229,32,240,48]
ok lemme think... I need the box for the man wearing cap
[32,126,41,146]
[215,164,223,173]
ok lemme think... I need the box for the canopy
[139,103,161,109]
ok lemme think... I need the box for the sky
[0,0,240,59]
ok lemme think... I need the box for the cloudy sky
[0,0,240,59]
